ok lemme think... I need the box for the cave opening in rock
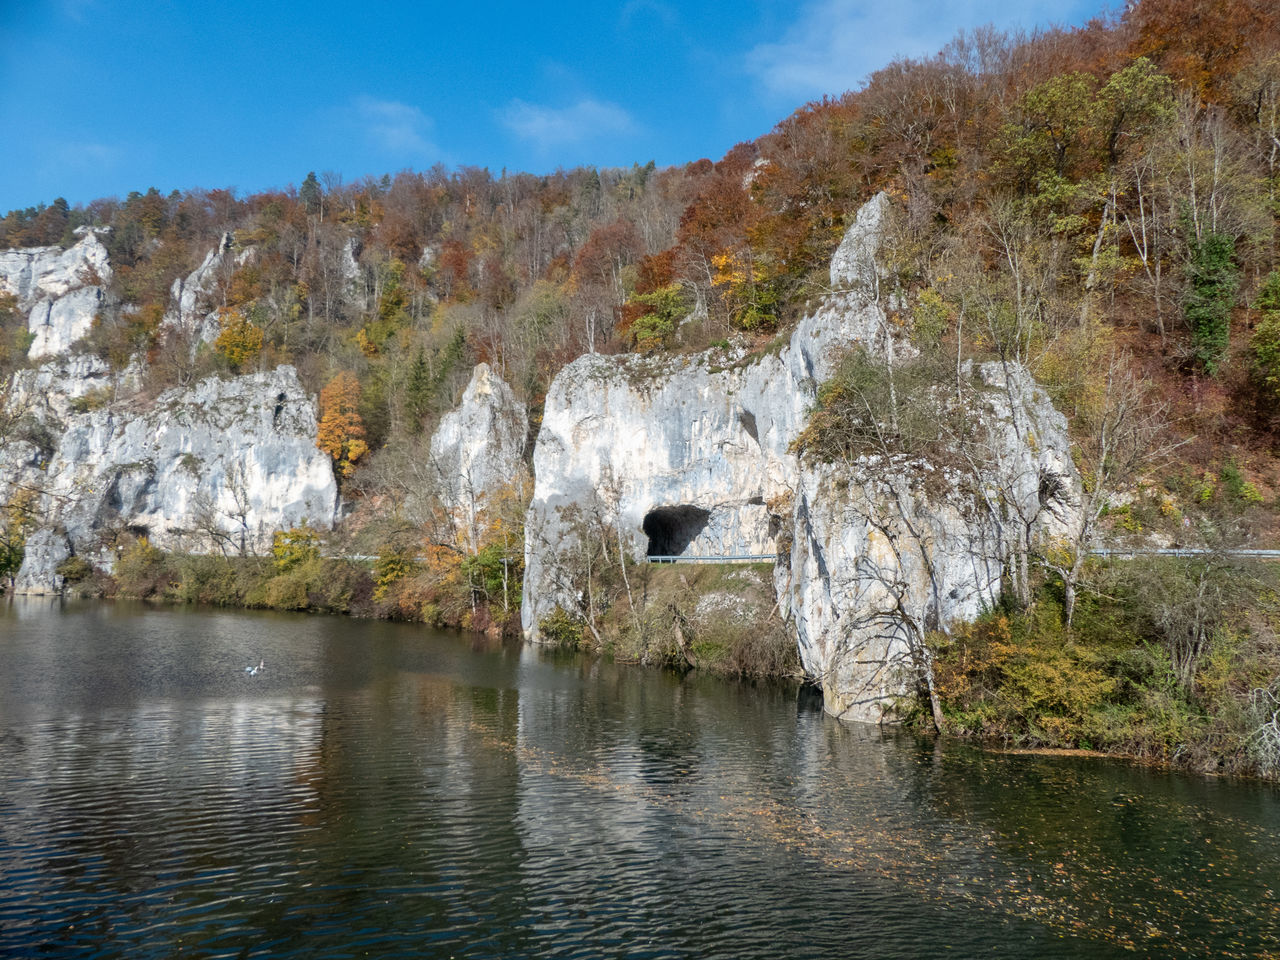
[643,505,711,558]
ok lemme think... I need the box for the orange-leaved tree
[317,372,368,478]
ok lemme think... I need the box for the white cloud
[58,0,101,23]
[499,98,638,150]
[48,140,124,171]
[748,0,1079,100]
[352,96,437,158]
[620,0,679,31]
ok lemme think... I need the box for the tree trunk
[923,653,946,734]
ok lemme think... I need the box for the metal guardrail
[647,548,1280,564]
[647,554,781,564]
[336,548,1280,566]
[1092,548,1280,559]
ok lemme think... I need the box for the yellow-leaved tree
[214,307,264,372]
[317,372,368,478]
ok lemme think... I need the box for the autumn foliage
[317,372,368,477]
[214,307,264,371]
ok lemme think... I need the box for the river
[1,599,1277,958]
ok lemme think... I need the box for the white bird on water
[245,659,264,676]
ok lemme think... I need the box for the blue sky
[1,0,1104,212]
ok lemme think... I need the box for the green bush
[1219,460,1264,505]
[55,554,93,584]
[263,572,309,610]
[1183,231,1238,376]
[539,608,586,649]
[1249,271,1280,408]
[271,526,321,574]
[172,554,243,605]
[1256,269,1280,313]
[373,548,417,601]
[628,284,686,351]
[929,564,1280,775]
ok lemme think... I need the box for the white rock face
[26,286,106,358]
[3,366,339,593]
[342,237,363,282]
[522,193,896,639]
[829,191,887,290]
[0,230,113,360]
[11,529,71,597]
[0,230,111,304]
[781,362,1075,721]
[162,232,235,346]
[0,246,60,303]
[428,362,528,543]
[521,192,1077,722]
[6,354,116,424]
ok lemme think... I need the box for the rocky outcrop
[3,366,338,593]
[782,362,1074,721]
[0,228,113,360]
[10,529,72,597]
[0,230,339,595]
[428,362,528,542]
[522,194,895,638]
[5,354,116,423]
[521,193,1077,722]
[162,232,236,346]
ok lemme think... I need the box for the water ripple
[1,604,1279,958]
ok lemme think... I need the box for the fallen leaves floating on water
[460,713,1280,958]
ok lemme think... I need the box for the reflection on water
[1,598,1278,958]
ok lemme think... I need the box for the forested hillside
[3,2,1277,456]
[4,0,1280,773]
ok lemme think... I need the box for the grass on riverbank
[925,558,1280,778]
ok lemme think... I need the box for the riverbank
[45,534,797,682]
[25,534,1280,781]
[923,560,1280,781]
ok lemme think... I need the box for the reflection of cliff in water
[2,602,1277,959]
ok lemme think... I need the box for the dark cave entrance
[643,505,711,558]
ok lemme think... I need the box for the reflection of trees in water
[4,609,1279,958]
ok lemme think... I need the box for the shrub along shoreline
[56,533,799,683]
[42,531,1280,780]
[922,558,1280,780]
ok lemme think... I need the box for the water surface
[1,599,1278,958]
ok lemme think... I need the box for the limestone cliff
[0,227,112,360]
[161,232,255,347]
[2,365,338,594]
[427,362,528,544]
[521,193,1077,722]
[0,232,339,595]
[523,197,896,629]
[782,361,1074,721]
